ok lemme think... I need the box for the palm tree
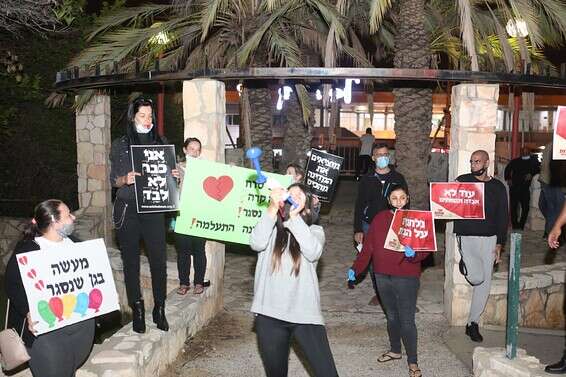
[366,0,566,209]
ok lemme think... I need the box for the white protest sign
[16,238,120,335]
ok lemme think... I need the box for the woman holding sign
[348,185,430,377]
[110,97,178,333]
[250,183,338,377]
[4,199,95,377]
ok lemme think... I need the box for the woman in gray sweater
[250,183,338,377]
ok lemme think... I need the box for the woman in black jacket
[4,199,95,377]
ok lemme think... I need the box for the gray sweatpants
[459,235,497,324]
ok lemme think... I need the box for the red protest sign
[384,210,436,252]
[552,106,566,160]
[429,182,485,220]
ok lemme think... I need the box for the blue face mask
[376,156,390,169]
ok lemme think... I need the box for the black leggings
[255,314,338,377]
[175,233,207,285]
[116,205,167,306]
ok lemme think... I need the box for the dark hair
[286,163,305,181]
[372,143,389,154]
[271,183,313,277]
[22,199,63,240]
[184,137,202,149]
[366,127,372,134]
[125,97,162,146]
[387,184,410,210]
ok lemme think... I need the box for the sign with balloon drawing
[16,238,120,335]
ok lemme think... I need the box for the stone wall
[0,217,26,271]
[473,347,548,377]
[481,263,566,329]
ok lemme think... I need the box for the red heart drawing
[203,176,234,202]
[27,269,37,279]
[18,256,28,265]
[34,280,44,291]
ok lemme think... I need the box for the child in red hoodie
[348,185,430,377]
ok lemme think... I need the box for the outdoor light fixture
[276,86,293,110]
[506,19,529,38]
[236,83,243,96]
[314,78,360,104]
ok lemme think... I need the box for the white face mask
[135,123,153,134]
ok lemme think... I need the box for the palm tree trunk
[393,0,432,210]
[247,86,274,172]
[281,91,311,171]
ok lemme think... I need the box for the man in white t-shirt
[356,127,375,180]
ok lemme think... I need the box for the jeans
[540,183,566,234]
[509,185,530,229]
[356,155,373,178]
[175,233,207,286]
[362,221,379,298]
[255,314,338,377]
[116,203,167,306]
[375,273,419,364]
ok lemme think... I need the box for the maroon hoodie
[352,210,431,278]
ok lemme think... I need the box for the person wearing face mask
[4,199,95,377]
[504,146,540,230]
[348,185,429,377]
[285,163,321,223]
[174,137,208,295]
[353,143,407,305]
[109,97,179,333]
[454,150,509,343]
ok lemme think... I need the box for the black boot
[153,305,169,332]
[545,356,566,374]
[465,322,483,342]
[131,299,146,334]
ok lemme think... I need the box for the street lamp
[506,19,529,38]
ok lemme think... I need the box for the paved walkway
[165,179,566,377]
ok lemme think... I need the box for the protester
[286,163,320,221]
[175,137,207,295]
[250,183,338,377]
[353,143,407,305]
[504,146,540,230]
[4,199,95,377]
[110,97,178,333]
[355,127,375,180]
[348,185,427,377]
[544,202,566,374]
[454,150,508,342]
[539,142,566,237]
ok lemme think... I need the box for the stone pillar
[182,78,226,314]
[75,94,113,245]
[444,84,499,325]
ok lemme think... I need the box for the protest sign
[384,210,436,252]
[552,106,566,160]
[304,149,344,202]
[16,238,120,335]
[430,182,485,219]
[131,144,179,213]
[175,158,292,244]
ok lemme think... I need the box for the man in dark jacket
[353,143,407,304]
[455,150,509,343]
[504,146,540,230]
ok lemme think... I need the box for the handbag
[0,299,31,371]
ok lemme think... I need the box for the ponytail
[21,199,62,241]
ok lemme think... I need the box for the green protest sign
[175,158,292,244]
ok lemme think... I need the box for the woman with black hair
[110,97,177,333]
[250,183,338,377]
[4,199,95,377]
[348,185,430,377]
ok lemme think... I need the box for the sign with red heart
[203,176,234,201]
[384,210,436,252]
[429,182,485,220]
[552,106,566,160]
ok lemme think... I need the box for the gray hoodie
[250,213,325,325]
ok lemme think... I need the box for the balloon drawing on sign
[49,297,64,321]
[61,294,77,319]
[37,300,56,327]
[74,292,89,316]
[89,288,103,313]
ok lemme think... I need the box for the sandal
[377,352,402,363]
[177,285,190,295]
[193,284,204,294]
[409,366,422,377]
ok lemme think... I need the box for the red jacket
[352,210,431,278]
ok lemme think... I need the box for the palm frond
[368,0,392,34]
[456,0,479,71]
[200,0,229,41]
[294,84,313,125]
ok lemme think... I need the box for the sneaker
[465,322,483,342]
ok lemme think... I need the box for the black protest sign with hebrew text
[131,144,179,213]
[305,149,344,202]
